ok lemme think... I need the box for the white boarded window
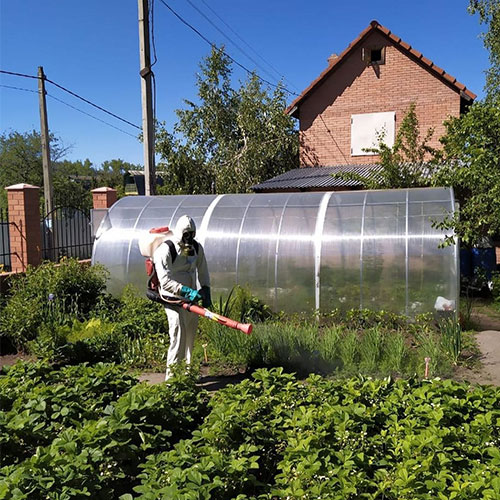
[351,111,395,156]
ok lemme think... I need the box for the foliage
[469,0,500,104]
[491,271,500,303]
[0,361,136,467]
[99,158,141,197]
[27,319,124,365]
[431,102,500,246]
[135,369,500,499]
[0,363,209,499]
[2,364,499,498]
[112,284,168,339]
[0,130,69,210]
[332,103,436,189]
[0,259,109,349]
[156,46,298,195]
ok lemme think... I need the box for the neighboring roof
[128,170,168,176]
[286,20,476,116]
[252,165,382,192]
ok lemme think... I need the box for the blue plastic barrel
[471,247,497,281]
[460,248,472,278]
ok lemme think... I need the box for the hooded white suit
[153,215,210,379]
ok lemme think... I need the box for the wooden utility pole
[137,0,156,196]
[38,66,53,214]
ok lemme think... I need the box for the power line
[198,0,299,91]
[184,0,283,88]
[1,68,142,130]
[45,78,142,130]
[0,69,39,80]
[0,84,39,94]
[157,0,299,97]
[46,93,139,138]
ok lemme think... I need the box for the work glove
[199,286,212,309]
[180,286,202,303]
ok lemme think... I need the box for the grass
[199,316,454,379]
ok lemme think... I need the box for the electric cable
[1,68,142,130]
[0,84,39,94]
[157,0,299,96]
[185,0,283,88]
[47,93,139,138]
[45,78,142,130]
[198,0,299,91]
[0,69,39,80]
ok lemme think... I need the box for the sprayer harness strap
[164,239,199,264]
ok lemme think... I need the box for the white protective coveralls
[153,215,210,380]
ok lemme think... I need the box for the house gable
[289,21,476,167]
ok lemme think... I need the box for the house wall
[298,31,461,166]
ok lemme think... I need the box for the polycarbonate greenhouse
[92,187,458,316]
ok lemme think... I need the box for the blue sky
[0,0,489,169]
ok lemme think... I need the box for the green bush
[27,318,124,365]
[0,259,109,349]
[112,284,168,339]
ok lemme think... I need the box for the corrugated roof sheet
[252,165,382,192]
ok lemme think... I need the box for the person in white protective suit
[153,215,211,380]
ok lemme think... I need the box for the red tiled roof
[286,20,476,116]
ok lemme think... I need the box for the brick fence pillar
[91,187,117,209]
[5,184,42,272]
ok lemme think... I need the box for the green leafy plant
[0,259,109,349]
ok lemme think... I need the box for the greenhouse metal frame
[92,187,458,316]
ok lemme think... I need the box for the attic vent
[362,46,385,65]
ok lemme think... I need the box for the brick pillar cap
[91,187,116,193]
[5,183,40,190]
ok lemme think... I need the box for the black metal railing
[0,208,12,272]
[41,207,93,262]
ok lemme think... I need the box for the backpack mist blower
[139,226,253,335]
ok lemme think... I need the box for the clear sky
[0,0,490,169]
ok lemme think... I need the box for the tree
[0,130,69,210]
[99,159,143,197]
[332,103,436,189]
[52,158,96,211]
[155,47,298,195]
[431,103,500,246]
[469,0,500,103]
[427,2,500,246]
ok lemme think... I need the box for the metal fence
[41,207,93,262]
[0,209,12,272]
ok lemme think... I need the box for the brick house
[253,20,476,193]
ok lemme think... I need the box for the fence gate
[41,207,93,262]
[0,208,11,271]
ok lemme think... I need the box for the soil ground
[454,306,500,386]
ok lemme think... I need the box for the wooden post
[137,0,156,196]
[38,66,53,215]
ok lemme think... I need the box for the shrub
[112,284,168,339]
[28,318,124,365]
[0,259,108,349]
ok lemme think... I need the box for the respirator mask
[181,230,195,256]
